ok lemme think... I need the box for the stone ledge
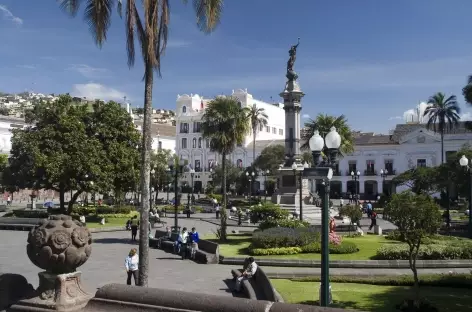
[199,218,259,228]
[86,283,358,312]
[220,257,472,269]
[89,227,126,233]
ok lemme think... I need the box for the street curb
[264,270,472,279]
[220,257,472,269]
[199,218,258,228]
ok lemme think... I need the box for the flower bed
[249,227,358,256]
[376,243,472,260]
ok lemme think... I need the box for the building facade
[175,89,285,192]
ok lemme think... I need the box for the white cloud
[388,116,402,121]
[302,114,310,119]
[0,5,23,25]
[403,102,431,123]
[16,65,36,69]
[71,83,126,101]
[167,39,192,48]
[460,112,472,121]
[67,64,109,79]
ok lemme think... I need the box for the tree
[384,192,442,303]
[423,92,461,164]
[58,0,224,287]
[301,151,313,167]
[248,104,268,166]
[150,149,172,200]
[392,167,439,195]
[254,145,285,174]
[133,107,144,115]
[338,204,362,235]
[210,160,242,192]
[462,75,472,106]
[201,96,250,241]
[301,114,354,157]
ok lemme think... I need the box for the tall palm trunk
[440,132,444,164]
[138,61,153,287]
[252,129,256,194]
[220,152,228,241]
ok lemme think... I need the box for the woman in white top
[124,248,139,285]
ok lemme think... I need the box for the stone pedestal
[271,168,311,207]
[9,271,91,312]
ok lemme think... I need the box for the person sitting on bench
[235,257,258,292]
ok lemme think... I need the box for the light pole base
[319,283,332,306]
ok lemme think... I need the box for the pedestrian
[186,203,191,218]
[215,204,220,219]
[369,211,377,231]
[366,202,372,218]
[235,257,258,292]
[189,227,200,260]
[79,214,86,226]
[7,195,11,206]
[130,215,139,241]
[349,194,352,204]
[124,248,139,285]
[177,227,189,259]
[237,208,243,226]
[340,197,344,208]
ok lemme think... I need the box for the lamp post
[380,169,388,196]
[308,127,342,307]
[350,170,361,203]
[167,158,186,232]
[263,169,270,202]
[291,162,309,220]
[150,169,155,211]
[459,155,472,239]
[246,171,255,206]
[189,168,195,212]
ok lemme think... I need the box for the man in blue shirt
[366,202,373,218]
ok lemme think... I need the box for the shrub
[300,241,358,254]
[251,226,320,248]
[251,247,302,256]
[229,199,250,207]
[338,204,362,225]
[72,206,97,215]
[258,219,309,230]
[207,193,222,203]
[96,206,132,214]
[11,209,49,218]
[376,243,472,260]
[249,203,289,224]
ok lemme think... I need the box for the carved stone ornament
[27,215,92,274]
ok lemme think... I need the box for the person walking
[215,204,220,219]
[189,227,200,260]
[340,197,344,209]
[369,211,377,231]
[130,215,139,241]
[124,248,139,285]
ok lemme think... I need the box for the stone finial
[27,215,92,274]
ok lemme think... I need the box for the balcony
[364,169,377,176]
[180,129,189,134]
[346,170,357,176]
[333,170,342,176]
[382,169,396,176]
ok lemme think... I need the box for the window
[206,139,210,148]
[182,106,186,113]
[193,122,201,133]
[180,123,189,133]
[192,138,197,148]
[237,159,243,168]
[237,102,242,108]
[198,138,202,148]
[417,159,427,167]
[208,159,215,169]
[158,141,162,150]
[348,162,357,174]
[385,160,393,173]
[366,160,375,172]
[272,127,276,134]
[181,138,187,149]
[279,129,283,136]
[266,126,270,132]
[259,124,263,131]
[195,160,201,171]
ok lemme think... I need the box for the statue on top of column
[286,38,300,81]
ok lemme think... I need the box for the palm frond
[192,0,223,33]
[58,0,82,16]
[424,92,461,135]
[83,0,114,48]
[155,0,169,77]
[125,0,136,67]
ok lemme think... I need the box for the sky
[1,0,472,133]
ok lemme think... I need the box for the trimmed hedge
[250,241,358,256]
[291,273,472,289]
[10,209,49,218]
[259,219,310,230]
[72,205,133,215]
[252,227,320,249]
[376,243,472,260]
[251,247,302,256]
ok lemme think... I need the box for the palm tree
[462,75,472,105]
[301,114,354,157]
[58,0,223,287]
[201,96,250,241]
[423,92,461,164]
[248,104,268,166]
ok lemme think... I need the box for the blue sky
[1,0,472,133]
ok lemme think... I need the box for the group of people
[174,227,200,260]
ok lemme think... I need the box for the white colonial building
[175,89,285,192]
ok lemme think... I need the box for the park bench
[0,218,41,231]
[230,265,280,302]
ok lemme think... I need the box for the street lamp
[167,158,186,232]
[459,155,472,238]
[246,171,255,205]
[189,168,195,215]
[380,169,388,196]
[291,162,309,221]
[150,169,155,211]
[350,170,361,203]
[309,127,342,307]
[263,169,270,202]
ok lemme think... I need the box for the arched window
[181,138,187,149]
[237,159,243,168]
[237,101,242,108]
[198,137,202,148]
[182,106,187,113]
[192,138,197,148]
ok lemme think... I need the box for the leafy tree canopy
[392,167,440,195]
[253,145,285,174]
[211,160,242,191]
[6,95,141,213]
[151,149,173,190]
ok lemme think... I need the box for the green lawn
[207,234,397,260]
[86,217,128,228]
[272,279,472,312]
